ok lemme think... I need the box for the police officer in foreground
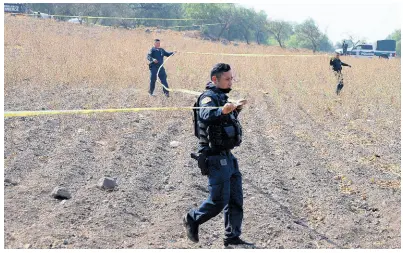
[184,63,254,247]
[147,39,176,97]
[330,52,351,95]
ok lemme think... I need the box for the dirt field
[3,15,401,249]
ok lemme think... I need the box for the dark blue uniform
[330,57,351,95]
[147,47,174,96]
[330,57,349,72]
[342,43,348,55]
[187,82,244,241]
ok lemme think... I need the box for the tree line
[387,29,401,56]
[24,3,399,54]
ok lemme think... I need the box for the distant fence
[5,11,224,31]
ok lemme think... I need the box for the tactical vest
[193,90,242,151]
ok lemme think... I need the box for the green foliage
[319,35,335,52]
[266,20,293,48]
[267,37,279,46]
[286,34,310,49]
[387,29,401,56]
[254,11,270,45]
[295,18,323,52]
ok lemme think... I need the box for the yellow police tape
[172,88,202,96]
[184,52,327,57]
[156,54,271,98]
[26,13,205,21]
[87,16,204,21]
[156,54,193,96]
[154,56,240,102]
[163,23,224,29]
[4,106,221,118]
[23,13,222,30]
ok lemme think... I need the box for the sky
[237,0,401,45]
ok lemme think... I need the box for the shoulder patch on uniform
[201,97,212,104]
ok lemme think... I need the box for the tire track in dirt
[4,116,69,248]
[255,88,400,248]
[278,90,401,248]
[235,92,348,249]
[122,112,192,249]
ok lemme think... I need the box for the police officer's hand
[222,103,237,114]
[153,59,158,63]
[236,99,247,110]
[236,99,247,106]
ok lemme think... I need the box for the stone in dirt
[97,177,117,190]
[169,141,181,148]
[95,141,107,146]
[51,187,71,199]
[4,178,18,186]
[333,175,343,180]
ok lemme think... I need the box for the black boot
[223,237,255,247]
[183,214,199,243]
[336,82,344,95]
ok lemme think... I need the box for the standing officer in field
[330,52,351,95]
[184,63,253,248]
[342,40,348,55]
[147,39,176,97]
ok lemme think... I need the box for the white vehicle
[335,48,343,54]
[349,44,374,58]
[335,47,353,55]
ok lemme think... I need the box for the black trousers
[333,71,344,95]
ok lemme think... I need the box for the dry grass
[4,15,401,178]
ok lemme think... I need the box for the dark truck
[374,40,396,58]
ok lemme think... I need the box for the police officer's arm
[147,48,156,63]
[341,61,351,67]
[198,94,228,124]
[162,48,175,57]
